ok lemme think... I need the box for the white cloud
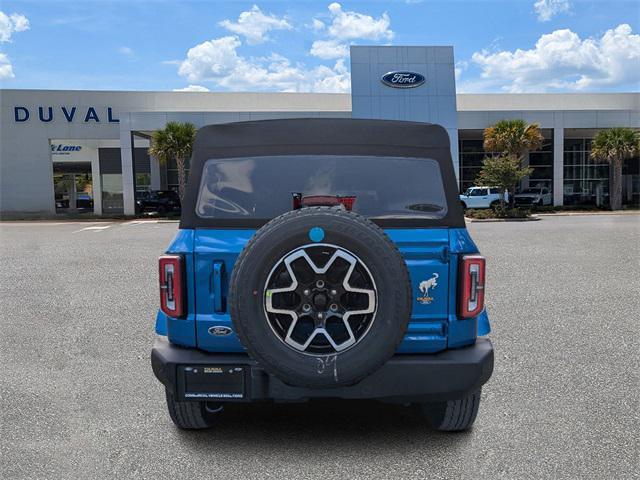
[311,18,325,31]
[470,24,640,92]
[173,85,210,92]
[308,3,393,60]
[310,39,349,59]
[178,36,243,82]
[0,11,29,42]
[454,60,468,81]
[0,52,14,79]
[219,5,291,45]
[324,2,393,41]
[177,35,350,92]
[118,46,133,56]
[533,0,571,22]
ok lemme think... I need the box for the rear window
[196,155,448,221]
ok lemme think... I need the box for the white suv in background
[459,187,506,209]
[514,187,552,206]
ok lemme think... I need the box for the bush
[500,207,531,218]
[465,207,531,219]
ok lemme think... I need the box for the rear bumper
[151,337,493,403]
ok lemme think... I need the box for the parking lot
[1,215,638,480]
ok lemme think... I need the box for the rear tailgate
[193,228,452,354]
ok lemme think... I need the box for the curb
[465,216,540,223]
[535,211,640,217]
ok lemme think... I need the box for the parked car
[514,187,552,206]
[76,192,94,210]
[151,119,493,431]
[54,192,93,210]
[459,186,506,209]
[136,190,181,215]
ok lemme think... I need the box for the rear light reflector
[159,254,185,318]
[458,255,486,318]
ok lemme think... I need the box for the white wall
[1,87,638,215]
[0,90,351,215]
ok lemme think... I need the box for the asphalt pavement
[1,215,638,480]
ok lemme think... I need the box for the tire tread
[165,389,214,429]
[423,389,482,431]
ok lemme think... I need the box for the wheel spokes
[264,245,377,355]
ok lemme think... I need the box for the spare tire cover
[229,207,412,388]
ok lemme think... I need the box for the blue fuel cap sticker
[309,227,325,243]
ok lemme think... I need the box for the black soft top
[180,118,465,229]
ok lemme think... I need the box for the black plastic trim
[179,119,465,230]
[151,337,493,403]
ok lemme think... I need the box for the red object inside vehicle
[294,195,356,211]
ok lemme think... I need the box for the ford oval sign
[381,71,425,89]
[208,326,233,337]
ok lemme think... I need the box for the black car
[135,190,181,215]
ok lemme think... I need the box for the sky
[0,0,638,93]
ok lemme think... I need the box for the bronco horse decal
[417,273,439,304]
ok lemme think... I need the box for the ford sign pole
[381,71,426,89]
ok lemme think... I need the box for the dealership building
[1,45,638,216]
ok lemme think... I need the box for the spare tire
[229,206,412,388]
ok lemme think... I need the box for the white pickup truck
[459,187,507,209]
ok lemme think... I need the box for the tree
[482,119,544,207]
[590,128,640,211]
[148,121,197,202]
[483,119,544,160]
[476,156,533,208]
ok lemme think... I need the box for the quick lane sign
[14,106,119,123]
[51,144,82,155]
[381,71,426,89]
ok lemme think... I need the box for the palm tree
[148,121,197,202]
[483,119,544,160]
[483,119,544,207]
[590,128,640,210]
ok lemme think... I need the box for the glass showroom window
[528,131,553,190]
[134,147,152,192]
[563,138,610,206]
[458,129,553,193]
[136,173,151,192]
[101,174,124,213]
[459,133,488,193]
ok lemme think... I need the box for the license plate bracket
[179,365,245,400]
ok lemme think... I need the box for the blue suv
[151,119,493,431]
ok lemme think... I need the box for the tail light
[159,255,185,318]
[458,255,486,318]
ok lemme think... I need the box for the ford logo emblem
[208,326,233,336]
[381,71,425,88]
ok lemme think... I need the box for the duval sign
[381,71,426,88]
[13,106,119,123]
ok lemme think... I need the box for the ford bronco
[151,118,494,431]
